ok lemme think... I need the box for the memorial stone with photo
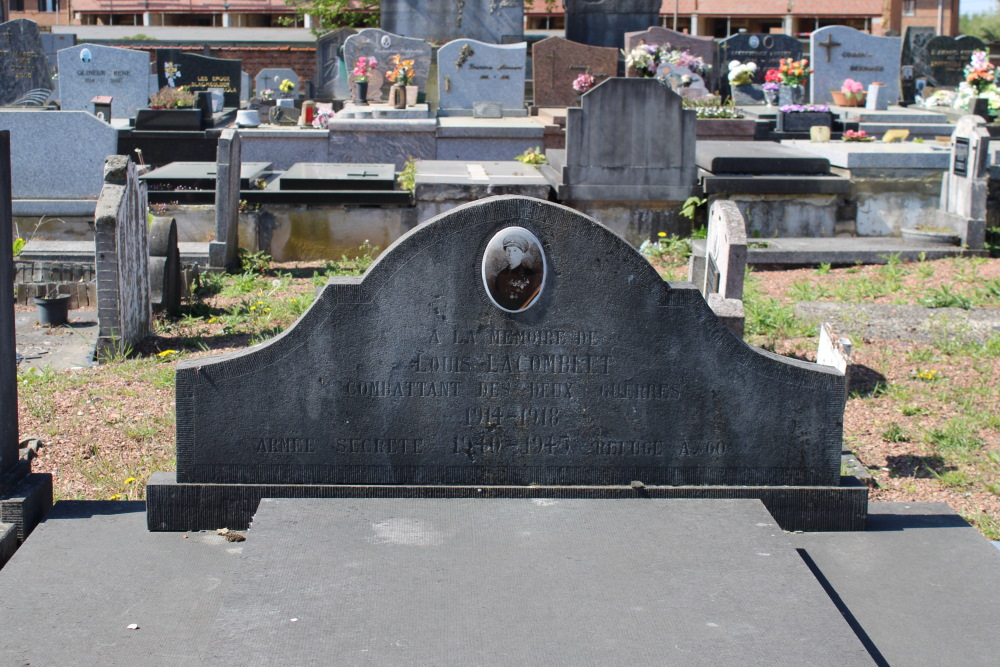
[531,37,618,109]
[0,19,53,107]
[717,33,802,100]
[57,44,151,119]
[810,26,901,105]
[155,50,241,107]
[900,26,935,103]
[925,34,986,88]
[381,0,523,45]
[437,39,527,116]
[343,29,432,103]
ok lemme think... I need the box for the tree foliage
[960,8,1000,42]
[282,0,380,36]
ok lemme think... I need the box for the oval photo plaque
[481,227,546,312]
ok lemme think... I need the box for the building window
[903,0,916,16]
[9,0,25,11]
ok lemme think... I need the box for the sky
[962,0,997,14]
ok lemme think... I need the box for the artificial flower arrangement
[572,73,596,93]
[624,43,710,78]
[352,56,378,82]
[779,104,830,113]
[259,88,274,101]
[841,78,865,101]
[312,107,334,128]
[762,68,781,93]
[923,51,1000,113]
[964,50,996,93]
[385,54,415,86]
[727,60,757,86]
[776,58,812,87]
[842,129,875,142]
[279,78,295,95]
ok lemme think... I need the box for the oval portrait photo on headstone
[481,227,546,312]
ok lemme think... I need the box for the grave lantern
[91,95,113,122]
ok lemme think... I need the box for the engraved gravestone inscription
[171,196,844,489]
[57,43,150,119]
[155,50,241,107]
[0,19,53,107]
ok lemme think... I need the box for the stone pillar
[0,131,16,477]
[210,129,242,270]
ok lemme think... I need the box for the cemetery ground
[13,245,1000,540]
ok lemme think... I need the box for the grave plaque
[953,137,969,177]
[0,19,53,107]
[925,34,986,88]
[437,39,527,116]
[531,37,618,109]
[343,29,432,103]
[900,26,935,103]
[167,196,844,489]
[315,28,354,98]
[717,33,802,100]
[810,26,901,105]
[564,0,660,49]
[155,50,241,107]
[254,68,299,98]
[57,44,150,119]
[381,0,523,45]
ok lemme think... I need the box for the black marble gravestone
[155,50,241,108]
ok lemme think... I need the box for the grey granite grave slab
[437,39,527,116]
[57,43,150,119]
[158,196,844,491]
[204,498,871,665]
[0,19,53,106]
[717,33,802,101]
[0,501,243,666]
[790,502,1000,666]
[543,78,698,200]
[564,0,660,49]
[531,36,618,109]
[155,49,241,107]
[253,67,299,98]
[782,139,951,170]
[810,26,901,106]
[381,0,523,45]
[343,29,432,103]
[697,141,830,175]
[925,34,986,88]
[0,110,117,199]
[315,27,354,98]
[0,131,16,476]
[692,236,983,266]
[794,302,1000,344]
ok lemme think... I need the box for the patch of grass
[901,404,928,417]
[881,422,910,442]
[962,511,1000,541]
[918,284,973,309]
[927,417,985,454]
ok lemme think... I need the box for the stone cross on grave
[818,34,842,62]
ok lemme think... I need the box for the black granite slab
[278,162,395,190]
[155,50,241,107]
[140,161,271,190]
[697,141,831,175]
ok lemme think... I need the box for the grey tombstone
[147,195,853,531]
[900,26,935,104]
[381,0,523,45]
[624,25,716,87]
[657,63,709,98]
[0,19,53,107]
[343,29,432,103]
[437,39,527,116]
[543,78,698,200]
[148,216,181,315]
[254,68,299,99]
[210,129,241,271]
[95,155,152,360]
[564,0,660,49]
[701,200,747,338]
[936,115,989,248]
[155,49,241,107]
[925,34,986,88]
[810,26,901,105]
[531,36,618,109]
[717,33,803,101]
[57,43,151,119]
[0,131,16,477]
[39,32,73,78]
[0,110,117,199]
[315,28,354,98]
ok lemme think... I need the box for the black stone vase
[354,80,369,106]
[390,83,406,109]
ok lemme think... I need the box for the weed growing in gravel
[881,422,910,442]
[927,416,985,454]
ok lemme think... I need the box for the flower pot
[390,83,406,109]
[776,111,832,133]
[33,294,71,327]
[763,88,779,106]
[353,80,369,106]
[405,85,418,106]
[778,84,805,106]
[831,90,866,106]
[731,84,763,106]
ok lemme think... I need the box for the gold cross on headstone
[818,35,842,62]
